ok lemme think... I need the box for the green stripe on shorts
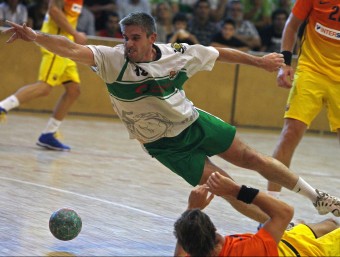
[144,109,236,186]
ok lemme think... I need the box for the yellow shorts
[285,70,340,132]
[278,224,340,256]
[38,52,80,87]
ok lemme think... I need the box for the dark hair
[271,8,289,21]
[119,12,156,36]
[222,17,236,28]
[174,209,217,257]
[194,0,211,9]
[172,12,188,24]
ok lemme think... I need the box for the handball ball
[49,208,82,241]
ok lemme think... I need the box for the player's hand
[277,65,294,89]
[206,172,239,197]
[74,31,87,45]
[3,21,37,43]
[187,185,214,210]
[259,52,285,72]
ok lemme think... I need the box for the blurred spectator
[97,11,123,38]
[187,0,219,46]
[210,18,249,51]
[168,12,199,44]
[116,0,150,19]
[150,0,179,16]
[77,5,96,36]
[178,0,199,16]
[154,2,173,43]
[179,0,227,22]
[259,8,288,53]
[210,0,228,22]
[273,0,293,13]
[84,0,116,31]
[242,0,272,31]
[0,0,28,27]
[27,0,48,30]
[225,0,261,50]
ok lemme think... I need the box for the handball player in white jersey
[3,12,340,222]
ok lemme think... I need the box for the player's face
[122,25,156,63]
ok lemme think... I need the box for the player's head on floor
[174,208,217,256]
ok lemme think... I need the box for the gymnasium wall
[0,32,329,132]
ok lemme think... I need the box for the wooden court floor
[0,112,339,256]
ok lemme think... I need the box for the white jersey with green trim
[88,43,219,143]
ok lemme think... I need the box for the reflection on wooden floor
[0,112,339,256]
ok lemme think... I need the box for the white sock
[292,177,318,203]
[42,117,61,134]
[267,191,281,199]
[0,95,19,111]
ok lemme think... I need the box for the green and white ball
[49,208,82,241]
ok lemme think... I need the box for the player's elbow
[281,204,294,224]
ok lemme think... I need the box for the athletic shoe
[314,189,340,217]
[0,106,7,123]
[37,132,71,151]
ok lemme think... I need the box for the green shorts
[143,109,236,186]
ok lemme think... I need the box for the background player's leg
[37,82,80,151]
[268,118,307,192]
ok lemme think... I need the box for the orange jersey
[218,229,279,256]
[41,0,83,40]
[293,0,340,81]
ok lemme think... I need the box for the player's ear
[149,32,157,43]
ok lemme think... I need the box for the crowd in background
[0,0,299,53]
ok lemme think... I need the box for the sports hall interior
[0,32,339,256]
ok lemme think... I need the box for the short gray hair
[119,12,157,36]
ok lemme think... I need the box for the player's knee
[324,218,339,228]
[39,85,53,97]
[65,84,81,98]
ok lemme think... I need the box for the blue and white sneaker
[0,106,7,123]
[37,132,71,151]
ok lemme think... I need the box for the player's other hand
[277,65,294,89]
[206,172,240,197]
[187,185,214,210]
[3,21,37,43]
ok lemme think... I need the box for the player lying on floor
[174,172,340,256]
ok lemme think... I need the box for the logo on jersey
[169,70,179,80]
[171,43,187,54]
[315,22,340,40]
[71,3,82,14]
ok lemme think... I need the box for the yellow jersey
[293,0,340,81]
[41,0,83,41]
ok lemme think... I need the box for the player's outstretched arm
[2,21,95,66]
[215,47,285,72]
[207,172,294,244]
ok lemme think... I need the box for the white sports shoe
[313,189,340,217]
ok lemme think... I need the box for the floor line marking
[0,176,172,221]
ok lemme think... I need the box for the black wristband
[281,51,292,66]
[237,185,260,204]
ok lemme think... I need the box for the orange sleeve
[292,0,313,20]
[219,230,279,256]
